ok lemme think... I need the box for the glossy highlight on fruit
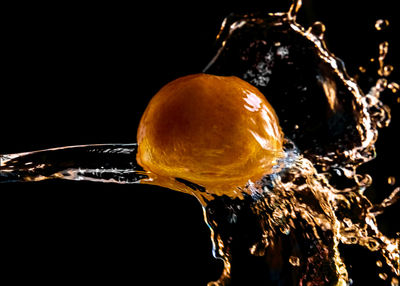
[137,73,284,196]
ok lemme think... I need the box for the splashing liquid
[1,1,399,285]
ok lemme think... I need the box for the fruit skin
[137,73,284,196]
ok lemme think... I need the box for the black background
[1,1,399,285]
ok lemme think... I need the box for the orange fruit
[137,73,283,196]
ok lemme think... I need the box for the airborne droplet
[375,19,390,31]
[388,82,400,93]
[379,273,388,280]
[388,176,396,186]
[383,65,394,77]
[308,21,326,39]
[289,256,300,267]
[378,41,390,76]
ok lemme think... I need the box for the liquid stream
[1,1,400,285]
[0,144,146,184]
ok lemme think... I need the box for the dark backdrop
[1,1,399,285]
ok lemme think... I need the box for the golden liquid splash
[197,1,400,285]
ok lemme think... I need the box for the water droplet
[376,78,388,91]
[388,82,400,93]
[376,260,383,267]
[289,256,300,266]
[378,41,390,76]
[359,66,366,73]
[249,244,257,255]
[388,176,396,186]
[379,41,389,55]
[379,273,388,280]
[392,277,399,286]
[309,21,326,38]
[383,65,394,77]
[375,19,390,31]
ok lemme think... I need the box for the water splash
[1,1,399,285]
[199,2,399,283]
[204,7,392,182]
